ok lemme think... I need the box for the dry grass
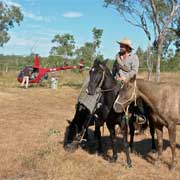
[0,71,180,180]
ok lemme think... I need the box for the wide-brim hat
[117,38,134,49]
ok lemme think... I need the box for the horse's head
[63,103,90,151]
[87,59,108,95]
[115,75,137,113]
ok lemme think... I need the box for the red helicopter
[17,55,84,84]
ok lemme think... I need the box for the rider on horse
[112,37,139,83]
[112,38,145,125]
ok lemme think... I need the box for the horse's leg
[129,116,135,153]
[121,117,132,167]
[94,123,103,155]
[168,124,176,170]
[149,120,156,151]
[155,125,163,166]
[106,122,118,162]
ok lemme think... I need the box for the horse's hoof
[96,148,104,155]
[128,163,132,168]
[127,160,132,168]
[109,156,118,163]
[102,154,110,161]
[151,149,157,154]
[130,147,134,153]
[97,151,104,156]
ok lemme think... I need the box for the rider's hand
[116,76,127,83]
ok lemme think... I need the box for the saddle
[113,94,146,125]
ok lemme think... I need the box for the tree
[173,17,180,53]
[136,46,146,68]
[75,27,104,66]
[104,0,180,82]
[92,27,103,55]
[0,1,23,47]
[75,42,94,67]
[50,33,75,58]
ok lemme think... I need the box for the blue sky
[0,0,148,59]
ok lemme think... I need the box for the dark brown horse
[87,59,132,167]
[115,76,180,169]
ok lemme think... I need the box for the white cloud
[23,11,54,23]
[62,11,83,18]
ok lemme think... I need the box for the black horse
[87,59,132,167]
[87,59,157,166]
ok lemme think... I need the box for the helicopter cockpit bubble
[18,66,33,79]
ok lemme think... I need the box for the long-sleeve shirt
[112,53,139,80]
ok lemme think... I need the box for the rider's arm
[125,54,139,80]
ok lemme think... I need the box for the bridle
[92,64,117,93]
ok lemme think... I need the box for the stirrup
[135,115,146,125]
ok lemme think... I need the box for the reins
[76,93,102,143]
[96,66,117,93]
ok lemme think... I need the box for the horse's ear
[104,59,109,64]
[129,75,136,83]
[102,59,109,66]
[94,59,101,67]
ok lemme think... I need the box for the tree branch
[161,2,180,38]
[122,14,143,28]
[149,0,161,34]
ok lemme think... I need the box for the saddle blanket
[78,76,102,114]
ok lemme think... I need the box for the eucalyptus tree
[50,33,75,59]
[173,18,180,53]
[75,42,94,67]
[0,1,23,47]
[92,27,103,56]
[104,0,180,82]
[75,27,103,66]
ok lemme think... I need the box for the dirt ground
[0,74,180,180]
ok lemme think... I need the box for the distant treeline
[0,50,180,72]
[0,54,81,72]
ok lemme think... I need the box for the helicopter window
[18,66,33,78]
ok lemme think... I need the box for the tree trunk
[155,52,161,83]
[155,41,163,83]
[148,68,152,81]
[147,41,153,81]
[5,65,8,73]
